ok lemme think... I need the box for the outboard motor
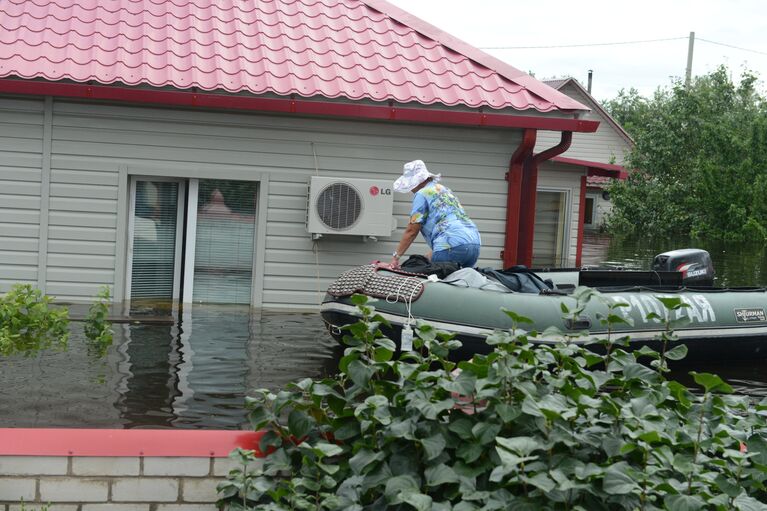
[652,249,715,287]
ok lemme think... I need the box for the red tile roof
[0,0,588,113]
[586,175,613,186]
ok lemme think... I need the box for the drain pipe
[516,131,573,267]
[503,128,536,269]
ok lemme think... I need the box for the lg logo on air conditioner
[369,186,392,196]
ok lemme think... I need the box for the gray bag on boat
[442,268,510,293]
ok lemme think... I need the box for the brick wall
[0,454,263,510]
[0,429,264,510]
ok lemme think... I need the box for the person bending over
[389,160,481,269]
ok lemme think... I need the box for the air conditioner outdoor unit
[306,176,394,237]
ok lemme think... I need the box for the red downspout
[515,155,537,265]
[503,129,536,269]
[517,131,573,267]
[575,174,587,267]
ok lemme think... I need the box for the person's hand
[389,257,401,269]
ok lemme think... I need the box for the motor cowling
[651,248,715,287]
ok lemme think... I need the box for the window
[532,190,569,267]
[584,197,595,226]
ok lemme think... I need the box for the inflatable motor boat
[320,249,767,361]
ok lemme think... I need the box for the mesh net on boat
[327,265,425,303]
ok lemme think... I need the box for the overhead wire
[697,38,767,57]
[479,36,766,57]
[479,36,688,50]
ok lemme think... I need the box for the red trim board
[0,428,265,457]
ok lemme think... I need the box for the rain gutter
[0,79,600,133]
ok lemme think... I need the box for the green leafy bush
[84,285,113,356]
[604,66,767,241]
[0,284,69,356]
[219,294,767,510]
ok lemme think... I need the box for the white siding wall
[536,83,631,165]
[0,96,591,308]
[46,156,120,299]
[47,99,520,307]
[537,162,584,266]
[0,97,44,292]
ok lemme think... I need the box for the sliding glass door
[126,176,258,306]
[127,179,185,301]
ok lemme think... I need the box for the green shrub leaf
[603,462,637,494]
[384,475,419,502]
[421,433,446,461]
[496,436,539,457]
[664,494,706,511]
[401,491,433,511]
[425,464,459,487]
[347,359,375,387]
[691,371,734,394]
[665,344,689,361]
[288,409,312,439]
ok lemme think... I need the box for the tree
[604,66,767,241]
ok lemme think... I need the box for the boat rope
[386,276,428,326]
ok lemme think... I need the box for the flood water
[583,233,767,398]
[0,306,339,429]
[1,234,766,429]
[581,233,767,288]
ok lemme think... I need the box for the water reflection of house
[0,1,617,310]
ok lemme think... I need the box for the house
[539,77,634,246]
[0,0,600,309]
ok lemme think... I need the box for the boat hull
[321,269,767,361]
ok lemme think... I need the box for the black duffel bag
[399,254,460,280]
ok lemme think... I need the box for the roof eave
[0,78,600,133]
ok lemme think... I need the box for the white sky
[386,0,767,102]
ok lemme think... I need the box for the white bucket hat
[393,160,441,193]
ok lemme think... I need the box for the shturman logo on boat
[735,308,767,323]
[369,186,392,196]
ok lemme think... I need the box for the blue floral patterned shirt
[409,182,481,252]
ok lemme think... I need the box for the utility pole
[685,31,695,87]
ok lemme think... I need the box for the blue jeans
[431,244,480,268]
